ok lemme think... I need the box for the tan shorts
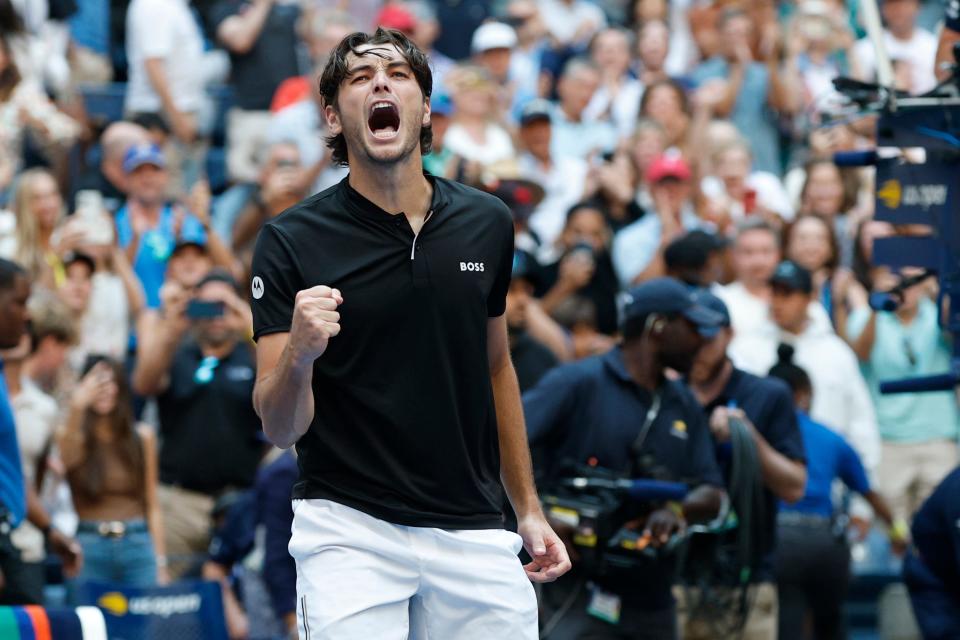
[157,484,214,579]
[877,439,959,522]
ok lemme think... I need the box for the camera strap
[631,391,662,456]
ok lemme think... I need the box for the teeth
[372,102,393,110]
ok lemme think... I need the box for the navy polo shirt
[702,367,805,576]
[0,360,23,525]
[911,466,960,596]
[524,346,723,488]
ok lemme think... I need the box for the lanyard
[631,391,662,457]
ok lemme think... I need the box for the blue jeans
[75,521,157,587]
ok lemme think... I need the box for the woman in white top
[443,65,515,167]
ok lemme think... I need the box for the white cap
[471,22,518,54]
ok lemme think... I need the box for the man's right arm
[253,286,342,449]
[215,0,274,55]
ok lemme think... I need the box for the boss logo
[460,262,485,272]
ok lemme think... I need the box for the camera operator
[524,277,725,639]
[131,268,264,579]
[682,291,807,640]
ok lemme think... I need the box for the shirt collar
[340,172,449,223]
[602,346,633,384]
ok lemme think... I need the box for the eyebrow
[345,59,413,77]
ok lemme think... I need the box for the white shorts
[289,499,538,640]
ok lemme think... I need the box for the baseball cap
[123,143,166,174]
[769,260,813,294]
[471,22,517,54]
[623,277,724,337]
[647,154,692,183]
[171,227,208,256]
[664,230,728,271]
[376,5,417,33]
[519,99,553,126]
[430,94,454,118]
[692,290,731,328]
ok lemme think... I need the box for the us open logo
[251,276,264,300]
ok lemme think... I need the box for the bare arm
[253,286,342,449]
[110,247,146,320]
[850,310,877,362]
[131,291,189,397]
[144,58,195,142]
[138,424,167,581]
[216,0,273,55]
[936,28,960,82]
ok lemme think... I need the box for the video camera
[829,44,960,395]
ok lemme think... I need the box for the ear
[422,98,432,128]
[323,104,342,136]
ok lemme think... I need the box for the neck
[200,339,235,361]
[38,227,54,249]
[457,113,487,127]
[622,342,661,391]
[132,197,162,217]
[742,280,771,299]
[560,104,581,123]
[3,361,21,397]
[21,359,44,391]
[890,26,914,40]
[691,359,733,405]
[781,318,808,336]
[896,304,919,323]
[348,154,432,217]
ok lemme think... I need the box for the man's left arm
[488,314,571,583]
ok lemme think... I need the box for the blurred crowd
[0,0,955,638]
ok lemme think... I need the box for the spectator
[783,214,852,332]
[612,153,704,286]
[682,291,807,640]
[209,0,301,186]
[637,79,691,155]
[516,98,588,248]
[691,8,794,175]
[550,58,618,160]
[506,250,558,391]
[124,0,208,189]
[664,230,727,289]
[536,201,619,336]
[598,118,667,227]
[634,19,670,86]
[132,269,263,579]
[537,0,606,49]
[0,32,79,199]
[74,121,150,214]
[3,301,81,604]
[470,21,533,121]
[796,158,864,265]
[444,64,515,167]
[768,344,901,640]
[846,268,960,523]
[421,96,457,178]
[699,138,795,227]
[583,27,642,139]
[1,168,66,290]
[0,257,39,604]
[852,0,937,95]
[21,289,74,402]
[115,143,235,308]
[504,0,548,100]
[406,1,455,96]
[60,356,167,586]
[734,260,881,473]
[67,0,112,85]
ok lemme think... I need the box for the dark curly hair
[318,28,433,167]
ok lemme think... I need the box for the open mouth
[368,101,401,139]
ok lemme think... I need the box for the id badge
[586,586,621,624]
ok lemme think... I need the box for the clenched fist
[288,285,343,366]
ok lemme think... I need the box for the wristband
[889,519,909,542]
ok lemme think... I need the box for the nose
[371,66,393,94]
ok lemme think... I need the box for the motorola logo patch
[251,276,264,300]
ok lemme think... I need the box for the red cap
[376,5,417,34]
[647,154,692,183]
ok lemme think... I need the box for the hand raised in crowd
[158,281,192,336]
[643,508,684,548]
[558,250,595,290]
[48,528,83,577]
[188,178,213,228]
[288,285,343,366]
[50,218,90,256]
[518,512,572,583]
[222,287,253,335]
[70,361,114,411]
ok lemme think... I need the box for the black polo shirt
[702,366,805,578]
[251,175,514,529]
[157,339,263,493]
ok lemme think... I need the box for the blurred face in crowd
[591,29,631,77]
[715,146,751,200]
[787,216,833,273]
[803,162,845,217]
[507,0,545,45]
[637,20,669,72]
[656,315,704,375]
[630,125,667,179]
[641,84,688,145]
[770,285,811,333]
[127,163,168,207]
[325,43,430,166]
[733,228,780,289]
[506,278,534,331]
[411,12,440,51]
[562,207,609,253]
[720,13,753,60]
[633,0,667,23]
[881,0,919,37]
[478,47,512,82]
[0,274,29,349]
[59,261,94,313]
[451,72,496,120]
[193,280,241,348]
[27,172,63,233]
[689,327,732,384]
[33,333,71,381]
[558,64,600,120]
[651,177,691,214]
[519,119,551,162]
[167,245,213,289]
[90,364,120,416]
[309,21,357,67]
